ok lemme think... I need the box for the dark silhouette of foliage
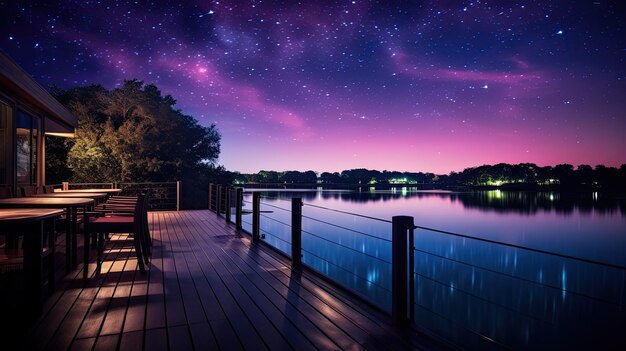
[237,163,626,191]
[46,80,226,208]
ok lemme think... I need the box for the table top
[0,208,65,223]
[56,189,122,194]
[33,192,107,199]
[0,197,95,208]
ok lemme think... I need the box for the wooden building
[0,50,76,193]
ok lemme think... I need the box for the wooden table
[0,197,95,276]
[56,188,122,195]
[0,208,64,316]
[33,192,108,204]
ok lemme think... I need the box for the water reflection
[414,229,626,350]
[237,189,626,349]
[245,188,626,216]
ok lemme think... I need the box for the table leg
[72,207,78,269]
[48,219,56,293]
[23,220,44,316]
[83,206,89,281]
[65,207,71,272]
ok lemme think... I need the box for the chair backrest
[43,185,55,194]
[0,186,13,198]
[19,186,37,197]
[131,193,147,231]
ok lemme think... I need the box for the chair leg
[97,232,105,273]
[47,221,57,293]
[143,214,152,247]
[142,226,151,257]
[139,225,150,264]
[133,232,145,272]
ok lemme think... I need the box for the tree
[49,80,223,208]
[576,164,593,185]
[319,172,342,183]
[552,164,575,186]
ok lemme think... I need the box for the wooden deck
[6,210,444,350]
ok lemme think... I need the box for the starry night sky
[1,1,625,173]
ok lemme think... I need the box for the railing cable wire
[413,247,624,307]
[412,300,512,349]
[413,271,555,326]
[259,228,292,245]
[414,225,626,271]
[302,229,391,264]
[301,248,391,292]
[301,214,392,242]
[302,202,392,223]
[260,213,292,228]
[259,201,292,212]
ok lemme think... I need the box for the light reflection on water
[235,188,626,349]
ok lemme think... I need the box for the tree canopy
[47,80,224,207]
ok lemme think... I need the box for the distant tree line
[47,80,229,208]
[233,163,626,190]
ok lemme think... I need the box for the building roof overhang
[0,50,77,132]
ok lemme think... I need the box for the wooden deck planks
[185,211,381,348]
[183,211,426,350]
[144,212,167,332]
[15,210,436,351]
[176,212,314,351]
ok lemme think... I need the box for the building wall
[1,91,53,194]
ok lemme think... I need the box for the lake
[234,188,626,350]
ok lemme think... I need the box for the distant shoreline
[237,182,624,194]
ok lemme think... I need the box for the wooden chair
[0,187,18,247]
[86,193,150,275]
[18,186,37,197]
[95,192,153,251]
[0,220,58,293]
[0,186,13,198]
[42,185,55,194]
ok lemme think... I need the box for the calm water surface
[237,188,626,350]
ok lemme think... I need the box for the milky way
[1,1,625,173]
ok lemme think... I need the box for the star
[0,1,623,173]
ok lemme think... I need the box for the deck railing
[61,181,181,210]
[208,184,626,350]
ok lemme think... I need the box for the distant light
[9,36,13,40]
[556,30,563,35]
[482,84,488,89]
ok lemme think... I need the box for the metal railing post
[252,192,260,240]
[208,183,213,211]
[392,215,414,326]
[291,197,303,267]
[176,181,181,211]
[236,188,243,230]
[216,185,222,216]
[225,187,232,223]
